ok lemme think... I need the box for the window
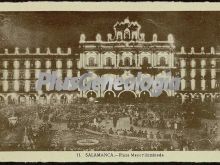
[63,71,67,78]
[8,61,13,69]
[206,80,211,90]
[41,60,45,68]
[106,57,112,66]
[42,85,46,91]
[195,80,201,90]
[142,57,149,66]
[8,82,13,91]
[8,72,13,79]
[30,61,35,69]
[160,57,166,66]
[31,71,35,79]
[52,60,56,68]
[20,61,24,69]
[88,57,95,66]
[30,82,35,92]
[20,71,25,79]
[124,57,130,66]
[185,80,191,90]
[124,28,130,40]
[20,82,25,92]
[117,31,122,40]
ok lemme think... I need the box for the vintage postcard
[0,1,219,162]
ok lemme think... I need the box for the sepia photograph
[0,6,219,157]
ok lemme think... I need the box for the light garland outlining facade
[0,17,219,104]
[77,17,220,103]
[0,47,78,104]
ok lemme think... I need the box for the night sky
[0,12,220,53]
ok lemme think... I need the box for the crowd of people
[0,98,218,151]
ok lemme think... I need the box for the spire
[191,47,195,54]
[181,46,185,54]
[124,17,130,24]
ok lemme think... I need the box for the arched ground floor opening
[118,91,136,102]
[175,93,182,104]
[0,96,4,103]
[86,91,97,102]
[60,95,68,104]
[39,94,47,104]
[139,91,150,102]
[184,93,192,104]
[204,94,212,104]
[7,95,16,104]
[29,94,36,104]
[18,95,26,104]
[215,94,220,103]
[50,94,58,104]
[157,91,169,102]
[104,91,116,102]
[193,93,202,105]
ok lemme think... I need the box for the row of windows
[0,82,36,92]
[181,71,214,79]
[0,60,74,69]
[184,80,213,90]
[87,57,167,67]
[180,60,220,68]
[0,70,76,80]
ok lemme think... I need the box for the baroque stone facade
[0,47,78,104]
[77,17,220,103]
[0,17,219,104]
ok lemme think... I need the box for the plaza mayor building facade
[0,17,219,104]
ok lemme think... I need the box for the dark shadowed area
[0,12,220,53]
